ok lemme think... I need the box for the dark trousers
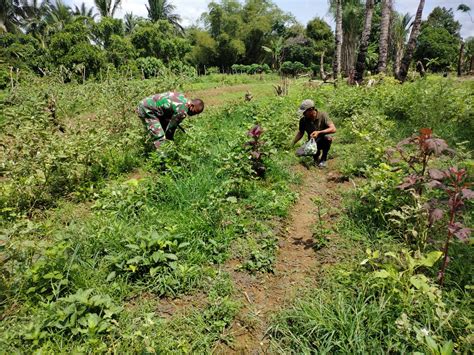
[313,135,332,162]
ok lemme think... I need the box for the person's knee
[317,135,331,148]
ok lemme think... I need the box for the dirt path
[215,166,351,354]
[218,164,352,354]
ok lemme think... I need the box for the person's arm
[310,122,336,138]
[293,118,305,146]
[292,131,304,146]
[166,102,187,140]
[310,113,336,139]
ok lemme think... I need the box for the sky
[69,0,474,39]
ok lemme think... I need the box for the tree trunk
[355,0,375,83]
[416,61,425,77]
[393,45,403,78]
[342,32,357,76]
[457,41,464,77]
[397,0,425,82]
[377,0,392,73]
[320,51,328,81]
[333,0,343,80]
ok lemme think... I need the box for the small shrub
[22,242,76,302]
[280,61,307,76]
[241,235,277,273]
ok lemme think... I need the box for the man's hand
[310,131,320,139]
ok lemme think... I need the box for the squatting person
[292,99,336,168]
[137,91,204,149]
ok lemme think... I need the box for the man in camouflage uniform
[137,92,204,149]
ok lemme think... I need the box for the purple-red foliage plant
[246,124,266,178]
[388,128,472,286]
[388,128,453,195]
[427,167,473,286]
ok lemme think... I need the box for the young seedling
[311,197,330,250]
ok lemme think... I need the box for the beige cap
[298,99,315,115]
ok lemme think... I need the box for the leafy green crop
[21,289,120,349]
[107,231,185,278]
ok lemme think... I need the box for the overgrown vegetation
[0,73,299,351]
[1,0,473,350]
[1,66,472,352]
[268,75,473,353]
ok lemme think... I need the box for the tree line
[1,0,472,86]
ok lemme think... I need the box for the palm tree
[456,4,472,76]
[391,12,412,77]
[330,0,364,76]
[1,0,22,32]
[14,0,50,47]
[397,0,425,82]
[332,0,343,79]
[457,4,472,22]
[73,2,96,19]
[146,0,183,33]
[377,0,392,73]
[46,0,72,31]
[18,0,49,34]
[354,0,374,83]
[342,0,364,75]
[94,0,121,18]
[124,12,138,34]
[262,37,283,70]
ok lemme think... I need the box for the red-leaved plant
[388,128,453,195]
[426,167,473,286]
[246,125,266,178]
[388,129,472,285]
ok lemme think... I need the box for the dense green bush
[280,61,307,76]
[168,60,197,78]
[106,35,137,68]
[131,21,192,62]
[231,63,271,74]
[136,57,166,78]
[414,27,459,72]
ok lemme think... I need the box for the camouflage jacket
[138,91,190,137]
